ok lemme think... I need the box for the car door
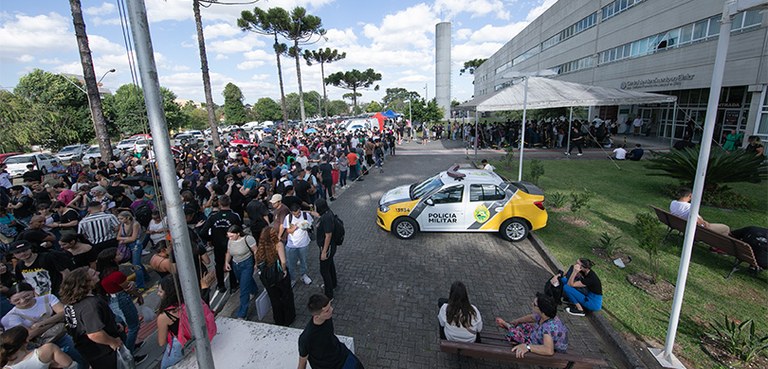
[467,183,509,231]
[416,184,465,231]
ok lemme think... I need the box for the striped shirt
[78,212,119,245]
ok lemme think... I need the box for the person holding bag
[1,283,87,369]
[224,225,259,319]
[255,226,295,326]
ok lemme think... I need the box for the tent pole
[670,101,678,148]
[518,77,529,181]
[474,110,479,157]
[566,107,573,154]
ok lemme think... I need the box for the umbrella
[304,128,318,134]
[373,112,385,132]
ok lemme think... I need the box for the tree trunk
[352,86,358,109]
[293,41,306,125]
[193,0,220,148]
[320,61,328,122]
[69,0,112,161]
[273,34,288,125]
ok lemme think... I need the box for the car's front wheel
[500,218,529,242]
[392,217,418,240]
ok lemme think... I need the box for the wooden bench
[651,206,762,278]
[439,332,608,369]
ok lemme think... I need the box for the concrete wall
[435,22,451,120]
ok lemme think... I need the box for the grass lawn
[495,158,768,368]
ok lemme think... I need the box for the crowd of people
[0,123,397,369]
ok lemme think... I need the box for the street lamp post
[60,69,116,94]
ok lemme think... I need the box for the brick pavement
[227,139,626,369]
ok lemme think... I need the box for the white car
[116,138,139,151]
[81,145,102,164]
[133,139,153,153]
[56,144,88,162]
[242,121,261,130]
[4,153,58,178]
[184,130,205,140]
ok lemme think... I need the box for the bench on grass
[651,206,762,278]
[439,332,608,369]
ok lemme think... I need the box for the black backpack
[134,201,153,228]
[331,213,345,246]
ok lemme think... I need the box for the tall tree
[459,58,487,75]
[238,7,291,125]
[252,97,282,122]
[325,100,349,116]
[278,7,324,125]
[303,47,345,120]
[103,84,185,135]
[222,83,248,125]
[325,68,382,109]
[69,0,112,160]
[382,87,421,113]
[192,0,221,147]
[365,101,383,113]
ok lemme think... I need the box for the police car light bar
[447,165,466,181]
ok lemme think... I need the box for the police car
[376,165,547,242]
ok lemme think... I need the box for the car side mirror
[425,198,434,206]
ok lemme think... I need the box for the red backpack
[168,300,217,346]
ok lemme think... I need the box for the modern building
[473,0,768,144]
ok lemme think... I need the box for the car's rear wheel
[501,218,529,242]
[392,217,418,240]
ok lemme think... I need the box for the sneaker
[566,307,585,317]
[134,354,148,365]
[329,197,336,201]
[577,153,583,156]
[564,152,570,156]
[301,274,312,285]
[141,249,150,256]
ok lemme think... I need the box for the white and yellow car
[376,166,548,242]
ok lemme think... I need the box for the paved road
[208,139,624,369]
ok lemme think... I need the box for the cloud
[17,54,34,62]
[88,35,126,55]
[469,22,528,43]
[237,60,265,70]
[527,0,557,22]
[202,23,241,40]
[207,34,265,54]
[84,3,115,16]
[434,0,510,21]
[362,3,439,50]
[0,12,72,59]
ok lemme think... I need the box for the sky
[0,0,557,107]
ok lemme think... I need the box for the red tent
[373,112,385,132]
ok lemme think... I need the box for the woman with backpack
[224,225,259,319]
[255,226,295,326]
[155,275,184,369]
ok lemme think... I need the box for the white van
[4,153,58,178]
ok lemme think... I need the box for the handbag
[258,259,283,288]
[9,295,67,346]
[116,242,132,264]
[116,344,136,369]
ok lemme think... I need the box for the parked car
[56,144,88,162]
[132,139,153,153]
[81,145,102,164]
[0,152,22,165]
[4,153,58,178]
[116,138,139,151]
[184,130,204,140]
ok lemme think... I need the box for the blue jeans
[160,336,183,369]
[560,277,603,312]
[131,241,146,290]
[54,334,88,369]
[232,256,259,318]
[108,291,140,352]
[339,170,347,187]
[286,246,308,281]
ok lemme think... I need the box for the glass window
[431,185,463,204]
[731,12,745,30]
[758,113,768,135]
[744,10,762,28]
[708,16,721,36]
[666,29,680,47]
[680,24,693,43]
[469,184,505,202]
[693,19,708,40]
[469,185,484,202]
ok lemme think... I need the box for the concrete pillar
[435,22,451,121]
[744,84,765,145]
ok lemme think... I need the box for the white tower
[435,22,451,120]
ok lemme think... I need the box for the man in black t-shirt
[314,199,338,299]
[200,195,242,293]
[18,215,56,252]
[318,156,335,201]
[8,185,35,225]
[560,258,602,316]
[298,294,364,369]
[11,240,71,296]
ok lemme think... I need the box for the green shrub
[529,159,544,185]
[702,186,751,209]
[645,147,767,191]
[705,315,768,364]
[569,189,594,214]
[597,231,623,256]
[547,191,567,208]
[633,212,663,283]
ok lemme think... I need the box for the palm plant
[645,147,767,191]
[238,7,292,125]
[303,48,346,121]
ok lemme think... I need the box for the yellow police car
[376,165,547,242]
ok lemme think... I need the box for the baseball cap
[269,194,282,203]
[9,240,34,254]
[280,169,290,176]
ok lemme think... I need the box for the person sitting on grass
[555,258,602,317]
[437,281,483,343]
[627,144,644,161]
[494,293,568,358]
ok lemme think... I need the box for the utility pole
[69,0,113,161]
[193,0,221,147]
[124,2,215,369]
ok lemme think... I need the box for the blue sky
[0,0,556,106]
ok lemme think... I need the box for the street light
[501,69,558,181]
[59,69,116,94]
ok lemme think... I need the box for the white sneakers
[301,274,312,285]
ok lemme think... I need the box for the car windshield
[118,140,135,146]
[59,146,79,153]
[86,147,100,154]
[4,156,34,164]
[410,175,444,199]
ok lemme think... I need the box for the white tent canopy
[459,76,677,111]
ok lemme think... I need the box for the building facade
[473,0,768,144]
